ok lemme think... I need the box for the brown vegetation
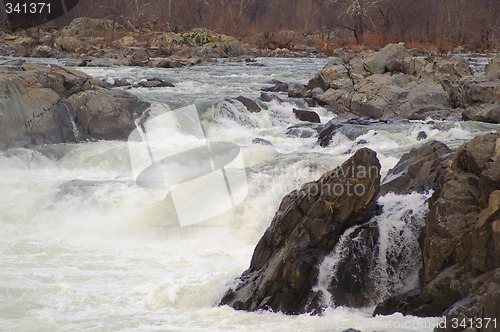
[2,0,500,52]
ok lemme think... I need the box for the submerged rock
[286,123,322,138]
[213,98,258,126]
[374,133,500,327]
[317,117,409,147]
[252,138,273,146]
[0,62,150,150]
[137,77,175,88]
[220,148,381,314]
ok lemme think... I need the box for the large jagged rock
[380,141,453,195]
[307,58,352,92]
[485,54,500,80]
[220,148,381,314]
[374,134,500,330]
[363,43,411,75]
[349,73,450,120]
[417,56,472,83]
[0,61,149,150]
[463,103,500,124]
[454,77,500,107]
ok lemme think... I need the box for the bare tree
[328,0,384,43]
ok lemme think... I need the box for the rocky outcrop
[291,44,500,123]
[349,73,450,119]
[62,17,125,36]
[463,103,500,123]
[380,141,453,196]
[485,54,500,80]
[374,133,500,330]
[220,148,381,314]
[0,19,247,67]
[0,61,150,150]
[363,43,411,75]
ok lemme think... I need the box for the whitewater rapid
[1,57,498,331]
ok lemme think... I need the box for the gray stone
[0,62,149,150]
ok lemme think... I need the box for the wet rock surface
[220,148,381,314]
[380,141,453,196]
[292,109,321,123]
[0,62,150,150]
[374,133,500,330]
[317,116,409,147]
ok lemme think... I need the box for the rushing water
[1,57,499,331]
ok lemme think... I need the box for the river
[1,57,498,331]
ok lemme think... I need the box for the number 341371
[5,2,52,14]
[451,317,497,329]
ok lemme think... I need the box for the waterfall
[313,192,430,308]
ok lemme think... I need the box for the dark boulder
[138,77,175,88]
[220,148,381,314]
[262,80,289,93]
[317,117,410,147]
[113,78,131,87]
[252,138,273,146]
[417,131,428,141]
[260,92,283,103]
[374,134,500,329]
[380,141,452,196]
[288,83,312,98]
[293,109,321,123]
[235,96,261,113]
[0,62,150,150]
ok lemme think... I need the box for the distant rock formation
[281,43,500,127]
